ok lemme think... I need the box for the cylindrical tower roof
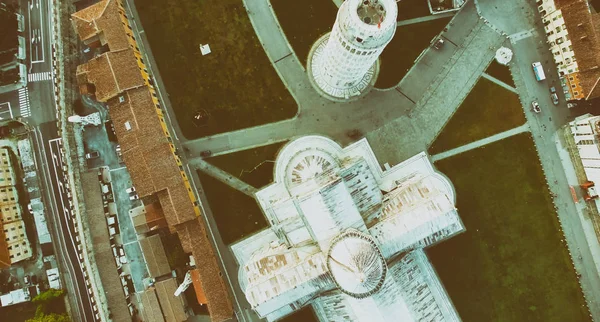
[308,0,398,101]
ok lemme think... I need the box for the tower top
[357,0,387,26]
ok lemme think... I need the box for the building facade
[232,136,464,321]
[538,0,600,102]
[0,147,31,268]
[308,0,397,101]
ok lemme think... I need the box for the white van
[532,62,546,81]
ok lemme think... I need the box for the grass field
[200,142,286,244]
[486,60,516,88]
[397,0,432,20]
[281,305,318,322]
[428,78,525,154]
[198,173,267,246]
[271,0,337,66]
[134,0,296,139]
[375,17,451,89]
[428,133,590,322]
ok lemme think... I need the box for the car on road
[550,87,559,105]
[129,194,139,201]
[85,151,100,160]
[200,150,212,158]
[126,187,136,194]
[433,38,445,49]
[532,101,541,113]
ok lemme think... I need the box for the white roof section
[0,288,30,307]
[570,115,600,185]
[232,135,464,321]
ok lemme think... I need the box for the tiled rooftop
[77,49,145,102]
[177,220,234,322]
[71,0,130,51]
[559,0,600,99]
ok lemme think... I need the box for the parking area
[80,120,149,292]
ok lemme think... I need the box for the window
[574,91,579,95]
[556,26,561,32]
[562,47,568,52]
[572,84,576,88]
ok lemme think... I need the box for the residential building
[72,1,233,320]
[0,147,31,268]
[539,0,600,101]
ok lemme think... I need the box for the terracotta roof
[559,0,600,99]
[155,278,188,322]
[177,220,234,322]
[108,87,196,226]
[81,171,130,322]
[0,228,10,268]
[71,0,129,51]
[136,289,165,322]
[139,234,171,278]
[190,269,208,305]
[77,49,144,102]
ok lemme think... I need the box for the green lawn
[486,60,516,88]
[428,78,525,154]
[271,0,337,66]
[428,133,590,322]
[200,142,286,245]
[397,0,432,20]
[134,0,296,139]
[375,18,451,89]
[281,305,318,322]
[199,173,267,245]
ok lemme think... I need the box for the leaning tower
[308,0,397,101]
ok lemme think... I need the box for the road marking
[18,87,31,117]
[28,71,52,82]
[0,102,13,119]
[509,28,538,44]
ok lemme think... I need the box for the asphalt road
[15,0,96,320]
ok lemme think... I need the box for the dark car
[200,150,212,158]
[433,38,445,49]
[85,151,100,160]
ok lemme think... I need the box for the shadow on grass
[429,133,590,322]
[280,305,318,322]
[485,60,516,88]
[198,173,267,246]
[134,0,297,139]
[271,0,337,66]
[375,17,451,89]
[428,78,525,154]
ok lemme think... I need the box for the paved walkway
[190,158,258,198]
[481,72,518,93]
[185,0,503,168]
[431,123,530,162]
[396,11,456,27]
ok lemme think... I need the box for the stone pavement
[481,73,518,93]
[184,0,502,169]
[396,11,455,27]
[190,158,258,197]
[431,123,530,162]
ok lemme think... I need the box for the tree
[32,288,65,305]
[26,312,70,322]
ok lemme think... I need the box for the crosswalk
[18,87,31,117]
[28,71,52,83]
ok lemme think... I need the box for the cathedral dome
[327,230,387,298]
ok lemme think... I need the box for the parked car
[24,275,30,285]
[433,38,445,49]
[129,194,139,201]
[550,87,559,105]
[200,150,212,158]
[531,101,541,113]
[116,144,122,157]
[85,151,100,160]
[126,187,136,194]
[30,275,37,285]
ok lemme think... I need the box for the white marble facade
[232,136,464,321]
